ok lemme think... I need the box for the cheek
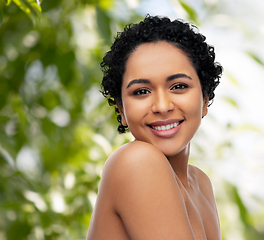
[190,99,204,116]
[122,99,145,125]
[177,92,204,117]
[123,94,150,114]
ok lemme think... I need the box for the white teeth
[153,122,180,131]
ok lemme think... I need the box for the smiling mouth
[148,120,184,131]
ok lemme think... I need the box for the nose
[151,90,174,114]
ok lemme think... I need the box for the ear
[202,97,209,118]
[118,104,128,126]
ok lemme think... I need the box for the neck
[167,143,191,188]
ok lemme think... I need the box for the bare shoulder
[103,140,169,175]
[189,165,217,206]
[105,140,167,166]
[189,165,212,185]
[100,140,174,198]
[100,141,197,240]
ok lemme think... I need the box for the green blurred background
[0,0,264,239]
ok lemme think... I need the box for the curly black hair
[101,15,223,133]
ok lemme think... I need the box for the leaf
[96,5,112,44]
[238,124,262,133]
[27,0,41,11]
[6,0,12,6]
[179,0,198,24]
[247,51,264,66]
[226,72,240,86]
[98,0,113,11]
[223,96,239,108]
[6,220,32,240]
[0,8,3,27]
[12,0,42,25]
[0,144,16,169]
[231,186,251,226]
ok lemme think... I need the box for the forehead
[123,41,197,82]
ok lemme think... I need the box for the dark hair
[101,15,223,133]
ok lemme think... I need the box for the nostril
[151,98,174,114]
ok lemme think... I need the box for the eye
[133,88,151,95]
[171,83,189,90]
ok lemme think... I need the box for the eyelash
[132,83,189,96]
[133,89,150,95]
[171,83,189,90]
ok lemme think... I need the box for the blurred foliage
[0,0,264,240]
[0,0,137,239]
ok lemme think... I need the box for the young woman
[87,15,223,240]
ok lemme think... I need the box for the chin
[153,142,187,158]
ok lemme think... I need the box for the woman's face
[119,41,208,157]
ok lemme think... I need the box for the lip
[147,119,184,138]
[148,119,183,127]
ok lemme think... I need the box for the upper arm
[101,141,196,240]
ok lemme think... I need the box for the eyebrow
[126,73,192,89]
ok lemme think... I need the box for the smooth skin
[87,41,221,240]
